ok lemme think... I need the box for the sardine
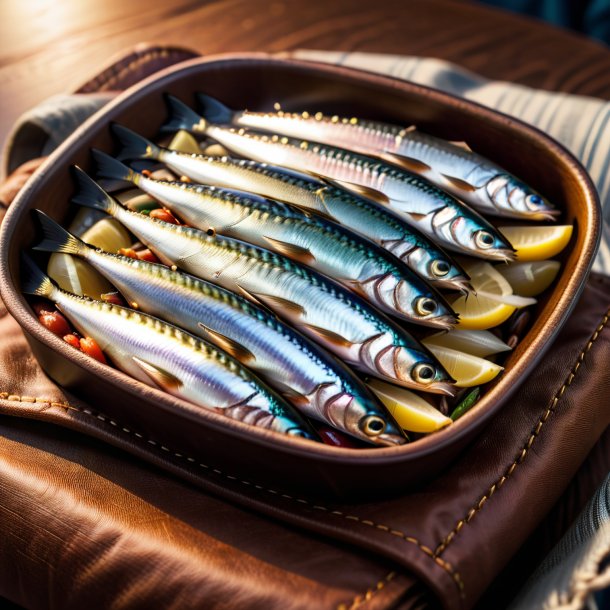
[162,96,516,262]
[112,124,472,293]
[72,166,456,395]
[20,255,313,439]
[193,93,558,221]
[33,211,406,446]
[94,150,456,328]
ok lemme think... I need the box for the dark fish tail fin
[20,254,54,298]
[111,123,160,162]
[33,210,87,256]
[91,149,137,192]
[71,165,120,216]
[195,93,234,124]
[162,94,207,134]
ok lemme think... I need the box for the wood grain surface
[1,0,610,156]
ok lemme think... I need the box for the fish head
[321,386,406,446]
[485,174,558,220]
[450,215,516,262]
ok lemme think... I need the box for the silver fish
[33,210,406,446]
[20,255,312,439]
[162,96,516,262]
[73,166,456,395]
[94,151,456,329]
[194,93,558,221]
[112,124,472,293]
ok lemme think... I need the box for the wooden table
[2,0,610,159]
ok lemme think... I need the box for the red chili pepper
[63,334,81,349]
[32,302,53,317]
[39,311,71,337]
[136,248,160,263]
[101,291,127,306]
[313,424,362,448]
[118,247,139,259]
[79,337,107,364]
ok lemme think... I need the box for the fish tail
[195,93,234,124]
[20,254,54,298]
[92,149,138,191]
[162,94,207,134]
[32,210,87,257]
[111,123,160,162]
[71,165,120,216]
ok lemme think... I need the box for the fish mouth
[485,248,517,263]
[442,276,475,296]
[370,431,408,446]
[426,381,457,397]
[536,209,561,221]
[418,312,459,330]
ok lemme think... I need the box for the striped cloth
[289,50,610,275]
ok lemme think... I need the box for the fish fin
[162,94,207,135]
[249,292,306,318]
[321,177,391,207]
[382,153,431,173]
[70,166,119,216]
[197,323,256,363]
[92,149,138,189]
[278,386,310,408]
[233,283,277,316]
[33,210,87,256]
[20,254,54,298]
[195,93,235,124]
[405,211,428,221]
[301,323,352,348]
[441,174,477,193]
[111,123,160,162]
[262,235,316,265]
[449,140,472,152]
[380,153,431,174]
[131,356,183,391]
[309,187,338,220]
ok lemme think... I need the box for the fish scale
[111,125,471,292]
[72,166,456,396]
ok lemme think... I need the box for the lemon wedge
[423,329,511,358]
[496,260,561,297]
[451,261,517,329]
[168,129,202,155]
[368,379,451,433]
[48,218,133,299]
[426,344,503,387]
[499,225,573,261]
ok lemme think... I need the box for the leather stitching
[0,392,464,597]
[337,571,396,610]
[433,308,610,558]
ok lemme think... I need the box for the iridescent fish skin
[73,166,456,396]
[162,96,515,262]
[111,124,471,293]
[95,151,456,328]
[33,211,405,446]
[191,93,557,221]
[20,256,311,439]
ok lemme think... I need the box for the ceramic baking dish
[0,55,600,498]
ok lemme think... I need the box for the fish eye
[526,194,544,207]
[430,260,450,278]
[361,415,386,436]
[474,230,494,249]
[414,297,438,316]
[412,363,435,384]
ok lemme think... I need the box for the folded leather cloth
[1,47,610,610]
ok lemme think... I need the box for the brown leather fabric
[0,43,609,610]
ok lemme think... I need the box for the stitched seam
[80,48,193,92]
[0,392,464,597]
[434,309,610,557]
[337,571,396,610]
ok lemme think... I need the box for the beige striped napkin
[289,50,610,275]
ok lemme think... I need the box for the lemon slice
[451,261,517,330]
[423,329,511,358]
[168,129,202,155]
[496,260,561,297]
[47,218,133,299]
[426,344,503,387]
[368,379,451,433]
[499,225,573,261]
